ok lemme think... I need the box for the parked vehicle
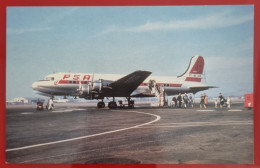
[244,93,253,109]
[36,101,44,110]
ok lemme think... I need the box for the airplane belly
[164,87,190,96]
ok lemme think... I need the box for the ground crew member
[48,97,54,110]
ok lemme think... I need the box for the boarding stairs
[150,80,168,107]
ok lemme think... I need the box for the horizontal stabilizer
[189,86,218,89]
[189,86,218,94]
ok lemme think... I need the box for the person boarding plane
[32,56,216,109]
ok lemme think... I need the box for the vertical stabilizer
[178,56,205,82]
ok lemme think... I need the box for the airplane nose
[32,82,38,90]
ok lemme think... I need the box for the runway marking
[196,110,216,112]
[144,120,253,128]
[150,120,252,125]
[19,120,253,163]
[52,110,73,113]
[228,109,243,112]
[52,108,86,113]
[6,110,160,152]
[21,112,33,115]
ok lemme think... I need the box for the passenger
[219,93,225,108]
[227,97,231,108]
[177,93,182,108]
[172,96,177,108]
[189,93,194,108]
[183,93,189,108]
[215,99,218,108]
[204,93,208,108]
[200,93,206,108]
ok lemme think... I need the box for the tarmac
[5,102,253,164]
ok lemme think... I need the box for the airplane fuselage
[32,72,209,97]
[32,56,216,108]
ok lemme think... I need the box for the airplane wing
[108,70,152,97]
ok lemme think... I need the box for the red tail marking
[190,56,204,74]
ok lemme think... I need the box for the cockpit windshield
[44,77,55,81]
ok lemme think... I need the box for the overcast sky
[6,5,254,100]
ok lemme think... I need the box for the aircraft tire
[97,102,105,108]
[108,102,117,109]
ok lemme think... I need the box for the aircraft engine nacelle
[78,84,91,99]
[92,79,103,93]
[92,79,113,93]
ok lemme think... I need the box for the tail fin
[178,56,205,82]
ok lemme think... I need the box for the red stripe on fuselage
[185,77,202,82]
[169,84,182,87]
[58,80,89,84]
[58,80,69,84]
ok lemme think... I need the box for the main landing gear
[97,101,105,108]
[108,101,117,109]
[96,97,134,109]
[97,98,117,109]
[108,97,117,109]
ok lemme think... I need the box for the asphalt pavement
[5,102,253,164]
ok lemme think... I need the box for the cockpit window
[45,77,55,81]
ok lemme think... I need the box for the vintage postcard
[3,2,257,168]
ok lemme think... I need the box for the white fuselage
[32,72,209,97]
